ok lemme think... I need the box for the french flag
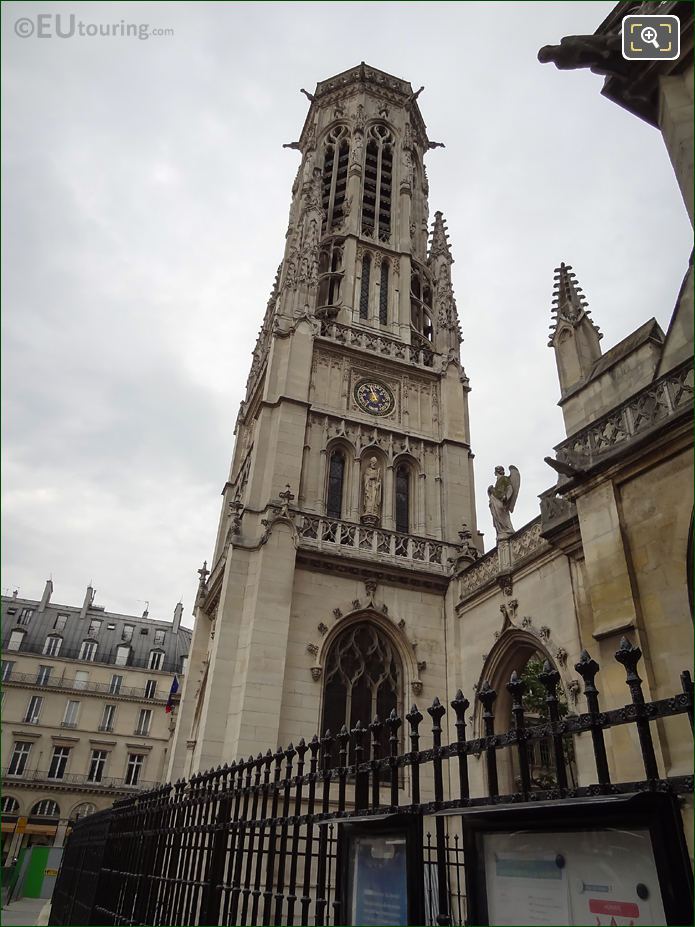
[165,675,180,713]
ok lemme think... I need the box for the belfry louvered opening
[322,126,350,234]
[361,124,393,241]
[411,262,434,343]
[359,253,372,320]
[317,237,344,309]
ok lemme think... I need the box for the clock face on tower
[354,379,395,416]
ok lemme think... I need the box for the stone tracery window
[322,126,350,234]
[322,622,401,759]
[362,124,393,241]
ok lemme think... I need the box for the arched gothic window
[322,126,350,234]
[317,238,344,309]
[359,254,371,320]
[395,464,410,534]
[326,449,346,520]
[362,124,393,241]
[379,260,389,325]
[322,622,401,759]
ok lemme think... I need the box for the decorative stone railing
[318,319,435,369]
[457,518,549,601]
[556,359,693,466]
[457,549,498,597]
[296,513,447,568]
[509,519,548,562]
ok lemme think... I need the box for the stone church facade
[167,39,692,821]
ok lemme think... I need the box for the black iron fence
[49,639,693,926]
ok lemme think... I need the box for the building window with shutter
[8,630,25,651]
[87,750,108,783]
[136,708,152,736]
[8,742,32,777]
[79,639,97,661]
[100,704,116,732]
[48,746,71,780]
[24,695,43,724]
[148,650,164,671]
[63,699,80,727]
[43,635,62,656]
[125,753,145,786]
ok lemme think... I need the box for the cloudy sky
[2,1,691,626]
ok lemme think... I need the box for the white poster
[484,828,665,926]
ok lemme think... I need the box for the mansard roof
[1,592,191,673]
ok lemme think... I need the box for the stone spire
[429,210,453,262]
[429,211,462,356]
[549,262,602,393]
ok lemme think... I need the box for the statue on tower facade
[361,457,383,526]
[488,465,520,540]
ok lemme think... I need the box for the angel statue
[488,465,520,541]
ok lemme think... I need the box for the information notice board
[460,793,692,926]
[339,813,424,926]
[348,833,409,926]
[483,828,666,926]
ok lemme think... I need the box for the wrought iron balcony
[0,671,168,702]
[1,766,156,793]
[1,641,183,675]
[296,513,447,570]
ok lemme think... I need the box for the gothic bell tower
[167,64,481,779]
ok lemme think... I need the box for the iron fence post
[406,704,423,804]
[450,689,470,801]
[538,661,568,790]
[507,670,531,798]
[477,681,499,796]
[615,637,659,780]
[428,696,451,926]
[575,649,611,786]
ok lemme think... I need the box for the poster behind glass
[484,828,665,926]
[349,834,408,926]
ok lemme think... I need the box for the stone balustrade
[296,512,447,569]
[556,359,693,466]
[318,318,435,369]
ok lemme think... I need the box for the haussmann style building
[1,582,191,862]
